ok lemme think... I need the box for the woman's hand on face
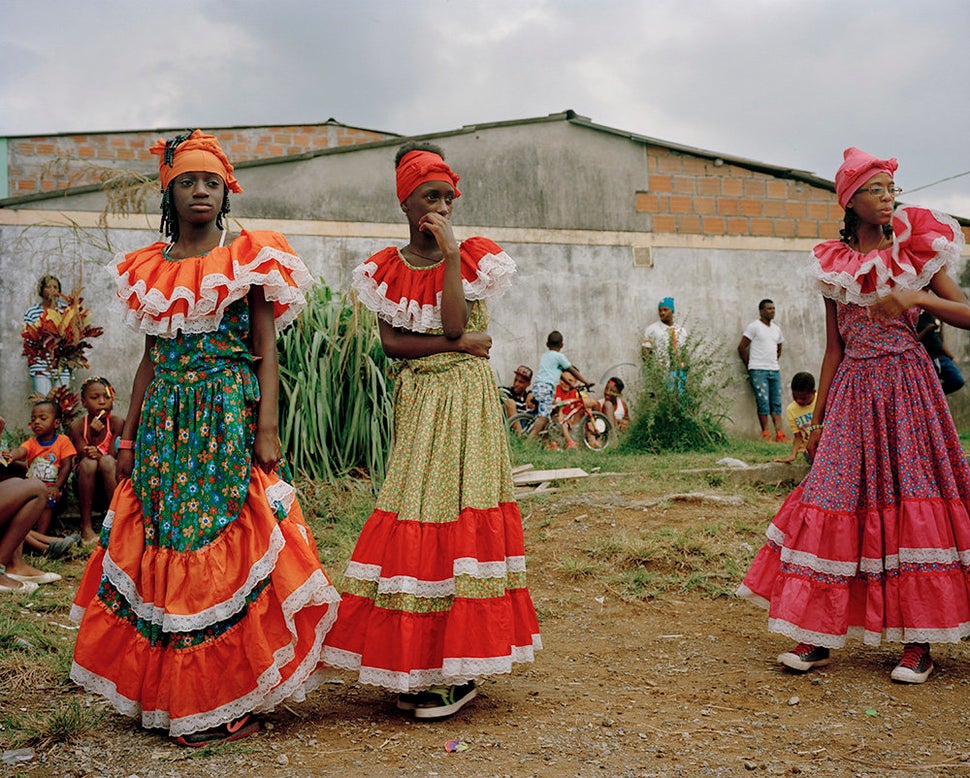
[418,213,458,255]
[459,332,492,358]
[253,429,282,473]
[117,449,134,480]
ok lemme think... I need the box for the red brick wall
[636,146,844,240]
[8,124,394,197]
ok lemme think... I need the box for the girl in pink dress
[738,147,970,684]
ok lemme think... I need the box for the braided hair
[158,131,231,241]
[80,376,113,401]
[839,206,893,246]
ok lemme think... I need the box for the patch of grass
[2,697,104,748]
[573,519,761,600]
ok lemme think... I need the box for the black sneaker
[778,643,831,672]
[412,681,478,719]
[891,643,933,684]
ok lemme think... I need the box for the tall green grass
[277,284,394,486]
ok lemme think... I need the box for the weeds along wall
[3,217,967,438]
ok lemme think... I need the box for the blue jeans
[748,369,782,415]
[933,355,965,395]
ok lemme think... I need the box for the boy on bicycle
[528,330,592,445]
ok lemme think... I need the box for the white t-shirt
[743,319,783,371]
[642,320,688,365]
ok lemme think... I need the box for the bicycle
[507,384,612,450]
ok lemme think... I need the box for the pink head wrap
[150,130,243,194]
[834,147,898,208]
[395,150,461,203]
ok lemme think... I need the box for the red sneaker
[775,431,789,443]
[891,643,933,684]
[778,643,831,672]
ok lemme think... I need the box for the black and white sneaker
[778,643,831,672]
[412,681,478,719]
[891,643,933,684]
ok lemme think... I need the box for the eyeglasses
[855,184,902,198]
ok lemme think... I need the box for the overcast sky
[3,0,969,216]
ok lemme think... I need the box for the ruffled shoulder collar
[811,205,964,305]
[113,229,313,337]
[352,235,515,332]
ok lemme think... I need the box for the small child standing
[774,372,817,464]
[69,377,122,544]
[529,330,592,443]
[3,400,77,563]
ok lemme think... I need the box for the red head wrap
[395,150,461,203]
[834,147,898,208]
[150,129,243,194]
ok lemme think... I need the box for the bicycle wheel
[508,413,537,440]
[583,412,613,451]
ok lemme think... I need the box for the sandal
[175,714,260,747]
[45,537,76,559]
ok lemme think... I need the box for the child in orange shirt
[3,400,78,559]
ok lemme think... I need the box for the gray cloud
[2,0,968,214]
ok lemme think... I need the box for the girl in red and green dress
[322,142,541,718]
[70,131,340,746]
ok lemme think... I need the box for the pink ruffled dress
[738,206,970,647]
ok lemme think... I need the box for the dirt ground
[12,482,970,778]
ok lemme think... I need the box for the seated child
[69,377,122,544]
[774,372,817,464]
[599,376,630,433]
[0,415,62,591]
[3,400,79,559]
[554,371,600,450]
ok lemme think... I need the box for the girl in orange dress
[70,130,340,745]
[323,142,541,719]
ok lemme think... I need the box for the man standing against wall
[641,296,688,390]
[737,299,787,442]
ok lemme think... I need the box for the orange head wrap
[150,129,243,194]
[395,150,461,203]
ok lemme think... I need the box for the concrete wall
[3,116,968,434]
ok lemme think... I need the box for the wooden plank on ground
[512,468,588,485]
[511,464,536,475]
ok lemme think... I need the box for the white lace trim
[265,479,296,516]
[766,617,970,648]
[71,566,340,736]
[322,634,541,692]
[345,555,528,598]
[812,206,962,305]
[102,523,287,633]
[114,245,313,338]
[779,547,858,576]
[351,248,515,333]
[102,508,115,531]
[68,603,86,625]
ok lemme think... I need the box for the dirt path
[19,485,970,777]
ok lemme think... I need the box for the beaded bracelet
[804,424,824,433]
[117,439,135,450]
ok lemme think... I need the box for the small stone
[788,696,799,705]
[277,754,289,766]
[744,760,757,770]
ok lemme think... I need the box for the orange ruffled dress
[738,206,970,647]
[70,230,340,737]
[322,237,541,691]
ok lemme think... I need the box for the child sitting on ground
[3,400,78,559]
[69,377,122,544]
[774,372,817,464]
[599,376,629,433]
[528,330,592,446]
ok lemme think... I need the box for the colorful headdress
[834,147,898,208]
[150,130,243,194]
[395,150,461,202]
[659,296,675,312]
